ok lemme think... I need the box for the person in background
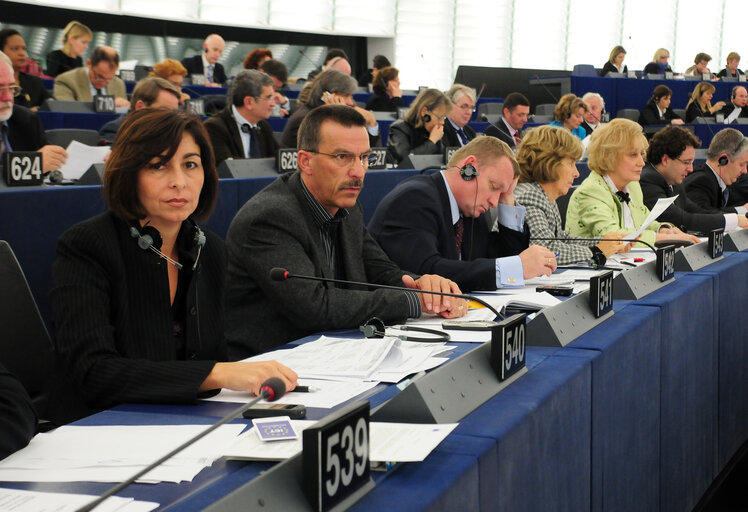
[643,48,674,75]
[365,66,402,112]
[52,109,297,416]
[514,125,628,266]
[387,88,452,165]
[638,84,684,126]
[549,94,588,141]
[566,118,700,247]
[53,46,129,107]
[483,92,530,149]
[581,92,605,136]
[717,52,743,79]
[260,58,291,116]
[0,29,51,110]
[307,48,349,80]
[685,52,715,78]
[601,45,628,76]
[685,82,725,122]
[641,126,746,233]
[720,85,748,123]
[150,58,190,104]
[243,48,273,70]
[359,54,391,87]
[181,34,226,87]
[442,84,477,147]
[46,20,91,77]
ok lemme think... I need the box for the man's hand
[519,245,557,278]
[738,215,748,228]
[499,175,519,206]
[402,274,467,317]
[114,97,130,108]
[39,145,68,173]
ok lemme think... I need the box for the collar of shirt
[657,105,667,117]
[706,162,728,192]
[89,81,106,97]
[201,54,212,72]
[602,174,630,196]
[448,118,462,133]
[501,117,517,138]
[232,105,257,156]
[299,175,349,228]
[439,171,461,225]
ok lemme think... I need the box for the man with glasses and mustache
[0,52,67,173]
[53,46,128,108]
[643,126,748,232]
[224,105,467,359]
[204,70,280,167]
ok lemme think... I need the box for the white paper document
[58,141,111,180]
[629,195,679,239]
[225,421,458,463]
[0,424,244,483]
[0,488,158,512]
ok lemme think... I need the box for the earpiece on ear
[460,163,479,181]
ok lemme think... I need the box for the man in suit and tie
[720,85,748,124]
[641,126,747,233]
[181,34,227,87]
[484,92,530,149]
[442,84,477,148]
[204,70,280,167]
[53,46,129,107]
[581,92,604,137]
[683,127,748,213]
[369,135,557,292]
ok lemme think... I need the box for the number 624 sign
[4,152,43,186]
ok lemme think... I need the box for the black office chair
[556,186,577,231]
[45,128,101,147]
[0,241,55,427]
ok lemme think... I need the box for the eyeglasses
[428,111,448,121]
[91,70,114,83]
[256,94,275,102]
[305,150,377,168]
[456,103,476,112]
[676,158,694,167]
[0,85,21,97]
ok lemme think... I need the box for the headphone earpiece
[203,46,209,53]
[130,225,162,250]
[422,113,432,124]
[460,163,479,181]
[719,154,729,166]
[360,317,386,338]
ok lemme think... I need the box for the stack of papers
[0,424,245,483]
[0,488,158,512]
[224,421,458,463]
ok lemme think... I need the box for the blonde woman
[685,82,725,122]
[46,21,91,77]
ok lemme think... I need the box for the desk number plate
[490,313,526,381]
[656,245,676,282]
[590,270,614,318]
[368,147,388,170]
[303,401,373,512]
[709,228,724,259]
[93,94,115,113]
[4,152,42,186]
[278,149,299,173]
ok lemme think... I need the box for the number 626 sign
[303,401,374,512]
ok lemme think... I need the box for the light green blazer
[566,171,660,247]
[53,66,127,102]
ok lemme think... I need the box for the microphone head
[259,377,286,402]
[269,267,289,281]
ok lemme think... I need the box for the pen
[293,386,317,393]
[619,260,637,267]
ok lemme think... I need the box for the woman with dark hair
[0,29,51,109]
[387,88,452,165]
[243,48,273,70]
[365,66,402,112]
[685,82,725,122]
[52,109,297,415]
[601,45,628,76]
[638,84,684,126]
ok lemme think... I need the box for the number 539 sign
[303,401,374,512]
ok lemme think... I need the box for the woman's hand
[596,232,631,257]
[200,361,298,395]
[428,122,444,144]
[711,101,726,113]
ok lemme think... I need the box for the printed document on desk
[0,488,158,511]
[630,195,678,239]
[59,140,111,180]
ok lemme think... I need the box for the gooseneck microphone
[529,236,660,253]
[269,267,504,320]
[76,378,286,512]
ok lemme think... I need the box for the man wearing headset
[683,128,748,213]
[442,84,477,148]
[369,135,557,292]
[181,34,226,87]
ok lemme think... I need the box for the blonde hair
[448,135,519,177]
[554,94,588,122]
[61,21,92,53]
[517,126,583,183]
[608,45,626,64]
[587,118,647,175]
[727,51,741,63]
[404,88,452,128]
[652,48,670,62]
[686,81,716,110]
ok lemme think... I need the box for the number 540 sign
[4,152,43,186]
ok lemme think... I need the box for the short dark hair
[130,77,180,111]
[372,55,391,69]
[503,92,530,112]
[260,59,288,84]
[243,48,273,70]
[652,84,672,102]
[694,52,712,64]
[324,48,348,64]
[306,69,357,109]
[104,109,217,221]
[298,104,366,151]
[229,69,274,107]
[0,29,21,53]
[647,126,701,165]
[90,46,119,67]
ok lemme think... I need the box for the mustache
[338,180,363,190]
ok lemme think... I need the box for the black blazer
[52,212,226,413]
[483,119,517,148]
[368,172,530,291]
[600,61,628,76]
[442,120,476,148]
[366,92,402,112]
[15,72,52,109]
[640,163,725,233]
[682,164,739,213]
[717,67,744,78]
[7,105,46,151]
[581,121,595,137]
[0,362,37,460]
[204,106,280,166]
[643,62,673,75]
[726,173,748,207]
[720,103,748,121]
[638,102,683,126]
[181,55,227,84]
[387,119,443,164]
[685,102,711,123]
[45,49,82,77]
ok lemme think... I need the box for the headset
[457,162,480,261]
[360,317,450,343]
[129,219,206,271]
[422,112,432,123]
[460,162,478,181]
[718,136,746,166]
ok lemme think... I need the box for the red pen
[634,258,644,262]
